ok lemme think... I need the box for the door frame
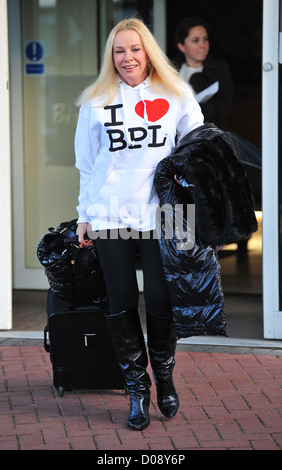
[262,0,282,338]
[6,0,282,339]
[0,0,12,329]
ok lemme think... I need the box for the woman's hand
[76,222,93,247]
[174,174,181,185]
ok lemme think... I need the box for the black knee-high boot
[105,309,151,431]
[146,310,179,418]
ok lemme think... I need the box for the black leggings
[95,231,171,317]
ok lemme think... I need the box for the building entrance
[165,0,263,337]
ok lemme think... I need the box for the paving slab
[0,345,281,452]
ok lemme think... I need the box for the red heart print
[135,99,169,122]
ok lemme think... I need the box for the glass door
[22,0,99,267]
[9,0,158,289]
[10,0,99,288]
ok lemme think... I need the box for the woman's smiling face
[113,30,149,87]
[178,25,209,67]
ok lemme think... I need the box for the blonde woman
[75,18,204,431]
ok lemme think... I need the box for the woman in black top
[175,17,233,131]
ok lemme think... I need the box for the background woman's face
[113,30,149,87]
[178,25,209,67]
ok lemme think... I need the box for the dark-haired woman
[175,17,233,130]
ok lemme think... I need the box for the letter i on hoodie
[75,77,204,232]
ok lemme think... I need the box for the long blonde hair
[76,18,188,107]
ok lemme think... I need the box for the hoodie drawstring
[119,80,148,145]
[140,82,149,124]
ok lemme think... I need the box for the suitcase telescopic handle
[44,325,50,352]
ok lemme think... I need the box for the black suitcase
[44,290,124,396]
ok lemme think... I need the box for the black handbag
[37,219,107,306]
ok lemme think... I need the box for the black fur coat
[153,124,257,338]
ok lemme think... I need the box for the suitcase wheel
[57,386,64,397]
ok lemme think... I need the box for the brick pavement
[0,345,282,451]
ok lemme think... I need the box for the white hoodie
[75,77,204,232]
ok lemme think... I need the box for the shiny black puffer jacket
[154,124,257,338]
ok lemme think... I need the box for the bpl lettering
[104,104,167,152]
[106,125,166,152]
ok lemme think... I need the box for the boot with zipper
[105,308,151,431]
[146,310,179,418]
